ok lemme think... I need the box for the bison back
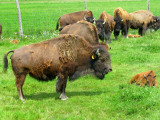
[10,34,92,81]
[60,20,99,45]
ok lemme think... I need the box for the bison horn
[96,49,101,56]
[103,20,105,24]
[84,16,87,20]
[121,19,124,22]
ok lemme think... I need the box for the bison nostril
[109,68,112,72]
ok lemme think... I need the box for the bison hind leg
[15,73,27,102]
[56,74,68,100]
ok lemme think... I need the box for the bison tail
[56,17,61,30]
[3,50,14,72]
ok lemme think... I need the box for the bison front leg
[142,25,147,35]
[114,30,120,40]
[15,74,27,102]
[56,74,68,100]
[122,26,128,38]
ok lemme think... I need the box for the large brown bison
[95,11,115,43]
[0,24,2,39]
[3,34,112,102]
[129,10,154,35]
[114,7,130,40]
[130,70,157,87]
[56,10,94,31]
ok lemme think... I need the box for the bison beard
[3,34,112,102]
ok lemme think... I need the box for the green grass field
[0,0,160,120]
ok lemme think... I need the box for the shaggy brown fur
[0,24,2,39]
[60,20,99,45]
[130,70,158,87]
[60,20,110,50]
[99,42,111,50]
[129,10,154,35]
[56,10,94,31]
[114,7,130,21]
[99,11,115,32]
[3,34,112,102]
[113,7,130,39]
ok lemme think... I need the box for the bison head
[153,16,160,23]
[91,46,112,79]
[149,16,160,31]
[144,71,157,87]
[95,20,106,41]
[84,16,95,23]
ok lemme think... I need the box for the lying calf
[130,70,157,87]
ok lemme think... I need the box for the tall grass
[0,0,160,120]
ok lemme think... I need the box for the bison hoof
[20,98,25,103]
[60,93,68,100]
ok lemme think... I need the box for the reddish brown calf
[130,70,158,87]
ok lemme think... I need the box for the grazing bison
[95,11,115,43]
[60,20,111,50]
[130,70,157,87]
[129,10,154,35]
[56,10,94,31]
[3,34,112,102]
[113,7,130,40]
[0,24,2,39]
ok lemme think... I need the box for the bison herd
[2,7,159,102]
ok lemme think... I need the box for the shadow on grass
[18,91,106,101]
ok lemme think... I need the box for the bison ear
[153,75,157,78]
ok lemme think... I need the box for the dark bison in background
[148,16,160,31]
[60,20,111,50]
[114,7,130,40]
[95,11,115,43]
[0,24,2,39]
[129,10,154,35]
[3,34,112,102]
[56,10,94,31]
